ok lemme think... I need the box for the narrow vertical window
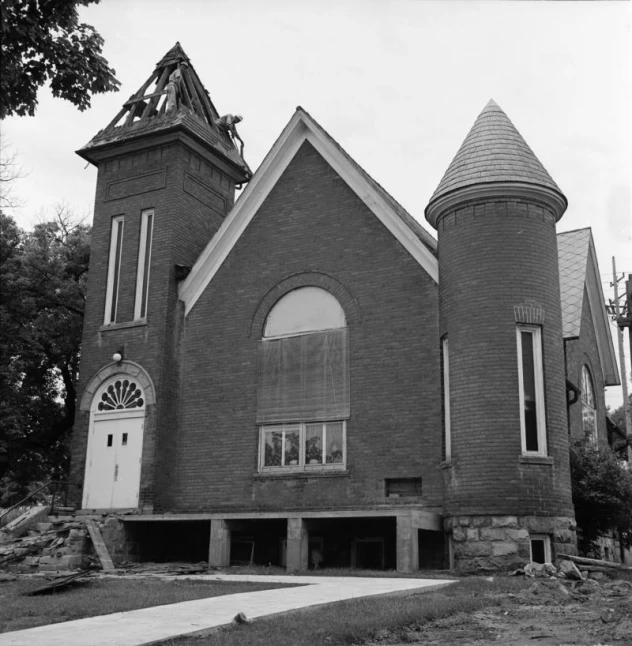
[134,209,154,320]
[104,216,124,324]
[581,365,597,442]
[442,337,451,461]
[516,326,547,455]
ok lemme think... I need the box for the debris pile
[0,517,95,572]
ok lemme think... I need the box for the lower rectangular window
[260,421,346,472]
[530,535,551,564]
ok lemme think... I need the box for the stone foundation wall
[100,517,139,564]
[446,514,577,572]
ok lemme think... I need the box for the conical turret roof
[425,100,566,225]
[77,42,250,178]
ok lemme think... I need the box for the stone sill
[519,455,554,466]
[99,319,147,332]
[253,470,350,480]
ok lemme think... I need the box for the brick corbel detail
[513,300,545,325]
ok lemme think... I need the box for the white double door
[83,411,144,509]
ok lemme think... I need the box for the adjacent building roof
[426,100,567,225]
[557,228,620,386]
[77,43,250,177]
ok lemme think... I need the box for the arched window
[258,287,349,472]
[581,365,597,441]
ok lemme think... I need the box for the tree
[609,394,632,436]
[570,438,632,555]
[0,0,120,119]
[0,208,90,505]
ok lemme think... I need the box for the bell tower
[426,100,577,571]
[69,43,250,512]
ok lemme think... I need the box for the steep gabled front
[179,108,438,315]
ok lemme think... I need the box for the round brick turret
[426,100,577,571]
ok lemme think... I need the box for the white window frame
[442,337,451,461]
[259,421,347,473]
[529,534,551,564]
[104,215,124,325]
[581,365,597,443]
[134,209,154,320]
[516,325,547,456]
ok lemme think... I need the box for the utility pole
[611,257,632,462]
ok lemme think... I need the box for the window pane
[264,431,282,467]
[531,539,546,564]
[306,424,323,465]
[325,422,343,464]
[284,431,300,466]
[264,287,346,337]
[521,331,539,452]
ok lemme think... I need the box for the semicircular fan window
[98,380,144,411]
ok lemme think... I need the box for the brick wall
[173,141,443,513]
[69,138,238,509]
[437,200,574,518]
[565,286,608,443]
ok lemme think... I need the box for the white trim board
[179,109,438,316]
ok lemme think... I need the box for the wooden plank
[85,519,116,572]
[559,554,632,571]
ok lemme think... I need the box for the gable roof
[557,228,620,386]
[179,108,438,315]
[77,42,250,176]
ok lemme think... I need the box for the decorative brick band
[79,360,156,411]
[250,271,362,338]
[513,299,545,325]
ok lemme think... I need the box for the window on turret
[104,215,124,325]
[441,336,451,461]
[581,365,597,442]
[134,209,154,320]
[516,326,547,455]
[257,287,349,472]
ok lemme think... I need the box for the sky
[2,0,631,409]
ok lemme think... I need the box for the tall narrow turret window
[134,209,154,320]
[442,337,451,461]
[581,365,597,442]
[516,326,547,455]
[104,215,124,324]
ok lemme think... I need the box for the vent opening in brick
[385,477,422,497]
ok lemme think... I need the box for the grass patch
[0,576,295,634]
[159,578,527,646]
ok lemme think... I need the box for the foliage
[0,208,90,505]
[609,394,632,436]
[0,0,119,119]
[570,438,632,554]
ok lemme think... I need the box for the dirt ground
[367,576,632,646]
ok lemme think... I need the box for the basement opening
[126,521,210,563]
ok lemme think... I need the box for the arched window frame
[257,287,349,473]
[581,365,597,442]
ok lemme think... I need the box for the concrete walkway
[0,574,456,646]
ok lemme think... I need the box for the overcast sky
[2,0,631,408]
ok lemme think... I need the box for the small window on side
[529,535,551,564]
[441,336,451,461]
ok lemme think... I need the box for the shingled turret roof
[426,100,566,225]
[77,43,250,179]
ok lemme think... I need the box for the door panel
[83,415,144,509]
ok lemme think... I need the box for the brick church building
[69,43,619,572]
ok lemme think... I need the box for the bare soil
[369,576,632,646]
